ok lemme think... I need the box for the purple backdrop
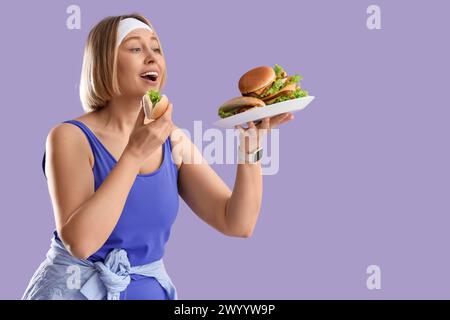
[1,0,449,299]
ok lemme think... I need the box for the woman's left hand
[234,112,295,154]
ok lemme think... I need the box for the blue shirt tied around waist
[22,236,177,300]
[23,119,180,300]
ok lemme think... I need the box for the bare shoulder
[45,119,96,233]
[47,120,94,168]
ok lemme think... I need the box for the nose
[144,48,157,65]
[145,56,154,64]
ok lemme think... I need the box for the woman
[22,13,294,300]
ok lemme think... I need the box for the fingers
[133,105,146,132]
[163,103,174,132]
[234,112,295,133]
[258,117,270,130]
[151,102,173,126]
[269,112,291,125]
[235,121,256,131]
[271,112,291,123]
[152,102,174,135]
[270,113,294,129]
[160,102,173,121]
[235,120,263,134]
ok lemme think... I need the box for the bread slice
[143,94,169,119]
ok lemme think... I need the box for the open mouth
[140,71,159,83]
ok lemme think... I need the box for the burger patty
[245,76,292,99]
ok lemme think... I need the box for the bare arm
[224,162,262,237]
[173,114,294,238]
[48,104,174,259]
[46,124,140,259]
[172,128,259,238]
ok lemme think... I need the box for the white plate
[213,96,315,128]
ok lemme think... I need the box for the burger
[142,89,169,119]
[239,64,308,105]
[218,96,266,119]
[217,64,308,119]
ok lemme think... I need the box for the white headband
[117,18,153,46]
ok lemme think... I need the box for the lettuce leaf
[260,74,303,98]
[147,90,161,104]
[218,109,235,118]
[259,63,304,98]
[287,74,302,85]
[261,79,285,97]
[270,87,309,104]
[274,64,284,79]
[293,87,308,98]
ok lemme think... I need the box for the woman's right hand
[124,102,174,165]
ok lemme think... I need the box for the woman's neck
[96,95,142,136]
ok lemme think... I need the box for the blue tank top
[42,119,180,267]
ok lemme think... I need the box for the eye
[131,47,142,53]
[152,48,161,53]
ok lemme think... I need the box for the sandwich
[217,64,308,119]
[218,96,266,119]
[239,64,308,105]
[142,89,169,119]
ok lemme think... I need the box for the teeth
[141,71,159,77]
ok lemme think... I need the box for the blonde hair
[79,13,167,113]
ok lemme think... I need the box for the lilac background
[0,0,449,299]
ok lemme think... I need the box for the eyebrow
[124,35,159,43]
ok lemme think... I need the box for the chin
[142,83,160,92]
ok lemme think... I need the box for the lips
[140,76,158,85]
[139,67,160,87]
[140,73,158,86]
[140,69,159,81]
[140,76,158,84]
[140,74,157,81]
